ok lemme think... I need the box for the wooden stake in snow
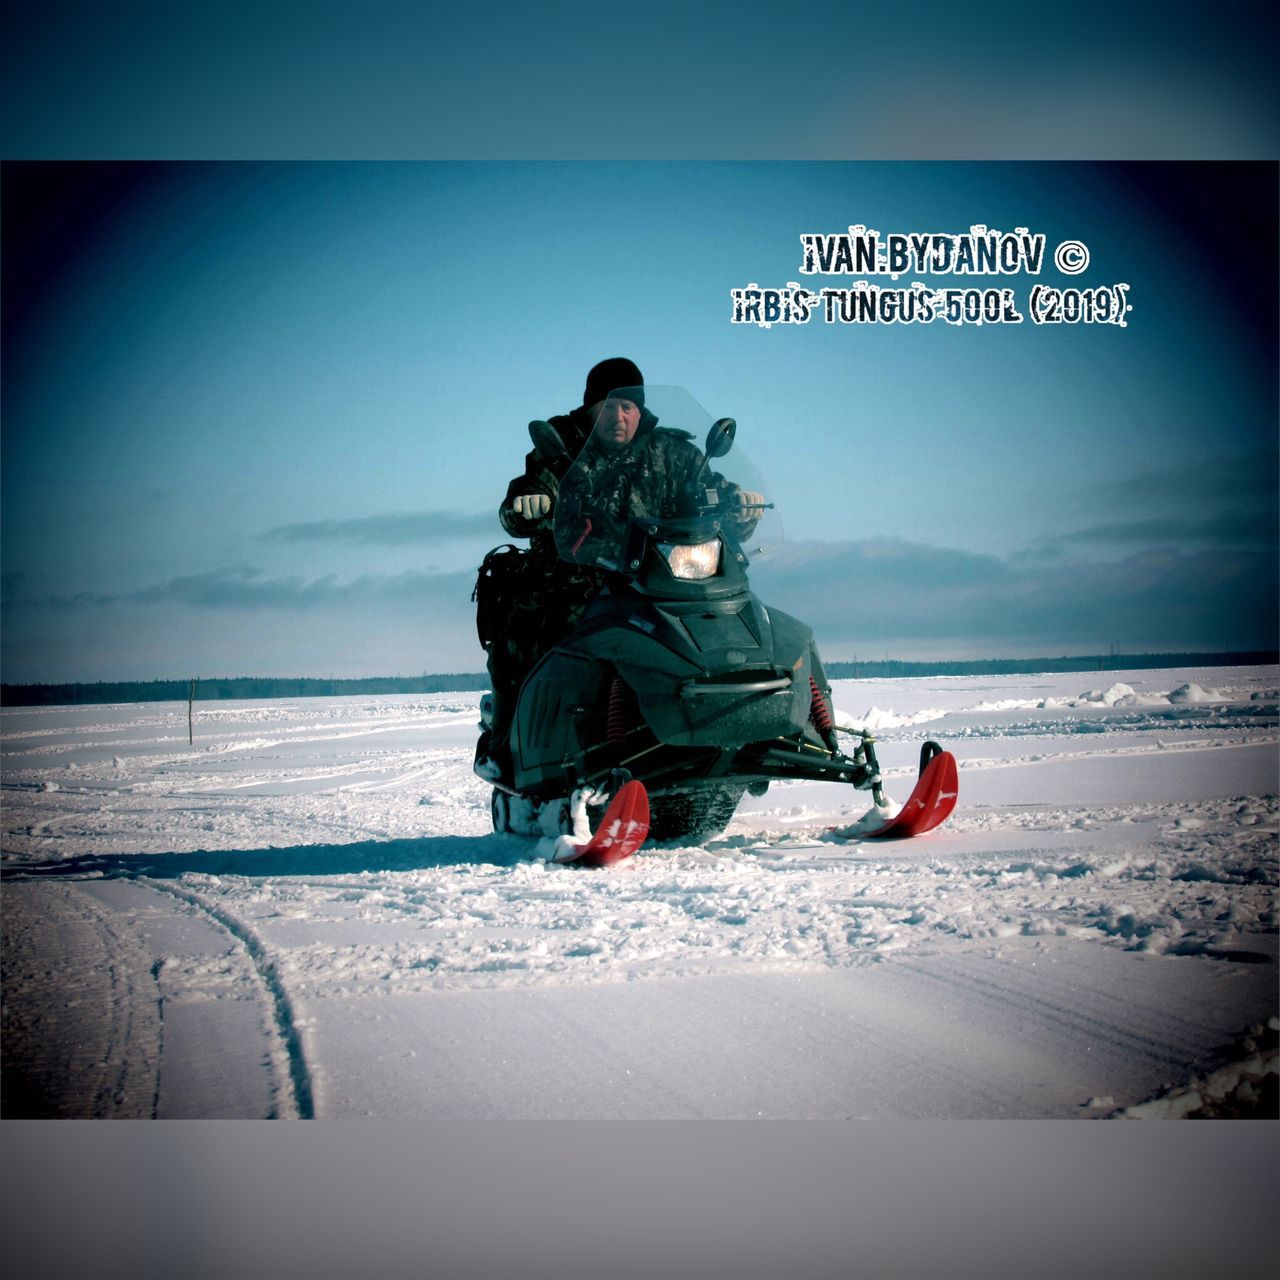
[189,679,196,745]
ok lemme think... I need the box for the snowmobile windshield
[552,384,780,574]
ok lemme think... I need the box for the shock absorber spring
[607,676,631,744]
[809,675,838,752]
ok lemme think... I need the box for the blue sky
[2,161,1275,681]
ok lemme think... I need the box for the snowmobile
[476,386,957,863]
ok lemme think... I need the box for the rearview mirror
[705,417,736,459]
[528,419,571,463]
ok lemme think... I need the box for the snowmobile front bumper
[568,735,880,795]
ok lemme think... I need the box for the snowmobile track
[1,881,163,1117]
[144,880,315,1119]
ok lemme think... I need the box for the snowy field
[2,665,1276,1120]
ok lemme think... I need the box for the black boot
[473,686,514,783]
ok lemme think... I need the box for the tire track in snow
[1,882,162,1117]
[953,734,1275,772]
[143,880,315,1119]
[887,941,1278,1110]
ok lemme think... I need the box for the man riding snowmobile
[472,373,958,862]
[474,358,760,780]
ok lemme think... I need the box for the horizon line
[3,648,1277,700]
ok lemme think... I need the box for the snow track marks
[1,879,311,1118]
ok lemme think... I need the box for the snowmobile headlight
[661,539,721,580]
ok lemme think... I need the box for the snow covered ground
[3,665,1276,1120]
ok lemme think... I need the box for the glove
[511,493,553,520]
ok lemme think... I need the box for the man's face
[591,396,641,450]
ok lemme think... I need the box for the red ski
[865,744,958,839]
[563,780,651,866]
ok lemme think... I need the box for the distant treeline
[1,673,490,708]
[824,650,1279,680]
[2,652,1275,708]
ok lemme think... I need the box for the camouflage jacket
[554,414,755,572]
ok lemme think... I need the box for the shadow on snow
[0,832,537,881]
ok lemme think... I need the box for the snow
[2,665,1276,1119]
[834,705,947,731]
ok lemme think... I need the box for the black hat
[583,357,644,409]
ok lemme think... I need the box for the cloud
[5,565,476,612]
[129,565,474,609]
[2,567,485,684]
[1024,509,1277,555]
[5,572,122,609]
[1094,448,1279,511]
[261,511,493,546]
[752,536,1277,653]
[758,538,1009,590]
